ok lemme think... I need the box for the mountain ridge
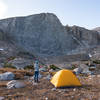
[0,13,100,59]
[93,27,100,33]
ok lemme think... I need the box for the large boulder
[7,57,33,69]
[0,72,15,81]
[7,80,26,89]
[0,96,4,100]
[73,64,91,75]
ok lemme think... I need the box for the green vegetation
[7,56,16,61]
[50,64,61,70]
[17,51,35,58]
[93,60,100,64]
[18,51,31,55]
[85,63,89,66]
[70,64,78,70]
[24,65,34,70]
[3,63,16,69]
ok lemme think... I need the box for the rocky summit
[0,13,100,58]
[93,27,100,33]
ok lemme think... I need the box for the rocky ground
[0,66,100,100]
[0,42,100,100]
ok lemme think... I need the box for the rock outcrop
[93,27,100,33]
[0,13,77,57]
[0,13,100,58]
[65,25,100,47]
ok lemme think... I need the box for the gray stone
[7,57,33,69]
[39,67,46,72]
[73,64,91,75]
[45,97,48,100]
[81,68,91,75]
[7,80,26,89]
[0,13,75,57]
[0,97,4,100]
[0,63,3,68]
[97,75,100,78]
[0,13,99,59]
[0,72,15,81]
[45,74,51,80]
[80,64,91,74]
[38,74,42,78]
[93,27,100,33]
[0,48,4,51]
[51,88,56,91]
[66,25,100,47]
[24,76,30,79]
[73,67,83,74]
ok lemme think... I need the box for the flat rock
[7,80,26,89]
[0,72,15,81]
[0,97,4,100]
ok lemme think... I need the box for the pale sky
[0,0,100,29]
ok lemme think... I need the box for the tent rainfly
[51,69,82,87]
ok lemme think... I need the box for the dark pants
[34,71,39,82]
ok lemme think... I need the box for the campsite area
[0,67,100,100]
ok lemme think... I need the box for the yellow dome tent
[51,69,82,87]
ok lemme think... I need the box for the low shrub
[70,64,78,70]
[49,65,60,70]
[93,60,100,64]
[3,63,16,69]
[7,56,16,61]
[17,51,35,58]
[24,65,34,70]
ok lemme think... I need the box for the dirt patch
[0,74,100,100]
[0,68,33,79]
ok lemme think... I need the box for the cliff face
[0,13,100,57]
[65,25,100,47]
[93,27,100,33]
